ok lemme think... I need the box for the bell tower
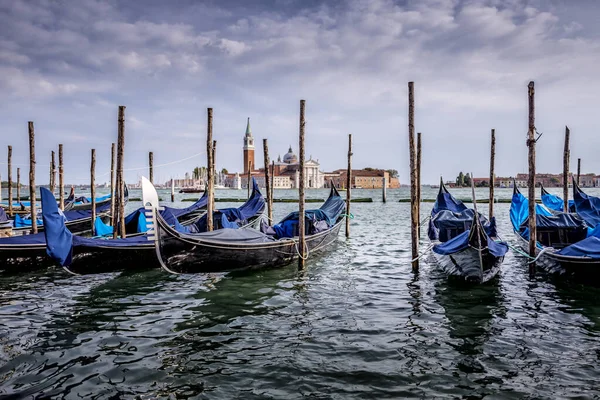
[243,117,255,173]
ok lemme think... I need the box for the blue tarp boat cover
[432,185,467,215]
[509,190,552,232]
[0,232,47,245]
[178,178,265,234]
[0,207,7,222]
[541,192,574,213]
[271,187,345,239]
[163,191,208,219]
[557,236,600,259]
[41,187,74,266]
[573,183,600,228]
[433,229,509,257]
[14,213,43,227]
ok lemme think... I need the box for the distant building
[471,172,600,188]
[323,169,400,189]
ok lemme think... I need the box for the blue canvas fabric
[509,190,553,232]
[428,209,497,242]
[541,193,575,213]
[0,207,7,222]
[271,187,345,238]
[71,234,151,248]
[573,183,600,228]
[432,185,467,215]
[557,236,600,258]
[184,178,265,233]
[433,229,509,257]
[14,213,43,227]
[163,191,208,219]
[40,187,73,266]
[94,217,113,237]
[0,232,47,245]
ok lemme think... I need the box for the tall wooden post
[17,167,20,204]
[382,176,387,203]
[577,158,581,186]
[59,144,64,210]
[346,134,352,238]
[50,150,56,194]
[149,152,154,184]
[117,106,126,238]
[206,108,214,232]
[563,126,570,212]
[263,139,272,222]
[90,149,96,235]
[271,160,275,206]
[298,99,306,269]
[7,146,12,216]
[212,140,217,212]
[28,121,37,234]
[527,81,536,273]
[109,143,115,224]
[489,129,496,220]
[171,178,175,202]
[408,82,418,272]
[416,131,422,238]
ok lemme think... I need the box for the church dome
[283,146,297,164]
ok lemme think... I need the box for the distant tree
[464,173,471,187]
[476,180,488,187]
[456,172,465,187]
[364,167,375,171]
[221,168,228,175]
[193,167,200,180]
[386,169,399,178]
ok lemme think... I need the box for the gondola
[572,180,600,229]
[0,187,208,271]
[510,184,600,276]
[540,184,575,213]
[142,177,345,274]
[428,180,508,284]
[40,179,265,274]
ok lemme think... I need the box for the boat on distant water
[142,177,345,274]
[428,179,508,284]
[510,184,600,277]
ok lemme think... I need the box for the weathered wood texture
[346,134,352,238]
[263,139,272,223]
[408,82,418,272]
[489,129,495,220]
[91,148,96,235]
[206,108,214,232]
[7,145,12,216]
[298,99,306,269]
[59,144,64,210]
[527,81,536,272]
[563,126,570,212]
[28,121,37,234]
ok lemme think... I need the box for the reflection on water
[1,188,600,398]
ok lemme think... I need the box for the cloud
[0,0,598,184]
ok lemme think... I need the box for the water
[1,187,600,398]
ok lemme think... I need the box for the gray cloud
[0,0,599,185]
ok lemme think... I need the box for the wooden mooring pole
[28,121,37,234]
[270,160,275,209]
[298,99,306,269]
[408,82,418,272]
[7,146,12,216]
[171,178,175,202]
[16,167,20,205]
[50,150,56,194]
[149,152,154,184]
[346,134,352,238]
[527,81,536,274]
[563,126,570,212]
[212,140,217,212]
[59,144,64,210]
[489,129,496,220]
[263,139,272,222]
[382,176,387,203]
[577,158,581,186]
[110,143,115,224]
[206,108,214,232]
[117,106,126,238]
[416,131,422,238]
[91,149,96,235]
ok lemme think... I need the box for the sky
[1,0,599,186]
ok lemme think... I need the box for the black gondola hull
[432,246,503,284]
[156,220,343,273]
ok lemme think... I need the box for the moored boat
[428,180,508,283]
[142,177,345,274]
